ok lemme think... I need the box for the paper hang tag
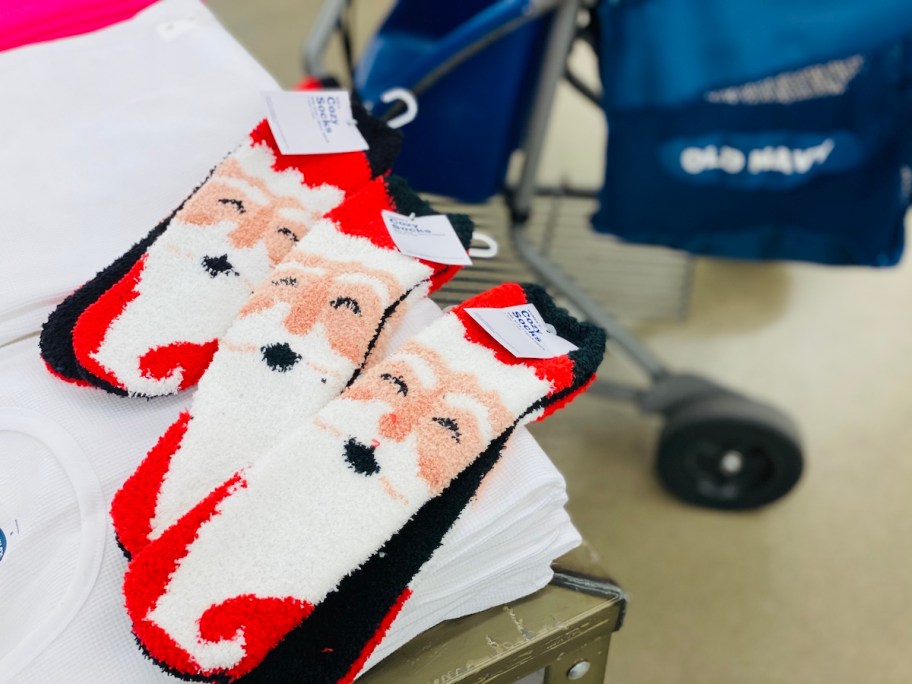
[382,210,473,266]
[465,304,579,359]
[263,90,369,155]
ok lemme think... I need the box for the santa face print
[232,252,409,376]
[326,343,516,501]
[176,156,314,266]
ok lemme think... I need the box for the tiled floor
[208,2,912,682]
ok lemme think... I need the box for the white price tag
[382,210,472,266]
[263,90,369,155]
[465,304,578,359]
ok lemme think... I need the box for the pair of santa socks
[117,281,604,683]
[39,103,402,396]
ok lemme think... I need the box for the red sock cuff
[451,283,606,404]
[246,99,402,193]
[324,175,474,293]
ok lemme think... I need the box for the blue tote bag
[593,1,912,265]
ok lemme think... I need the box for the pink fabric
[0,0,159,52]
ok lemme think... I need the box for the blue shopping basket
[594,0,912,265]
[356,0,912,266]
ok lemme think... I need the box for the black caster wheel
[656,393,803,510]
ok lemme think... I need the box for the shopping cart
[302,0,812,510]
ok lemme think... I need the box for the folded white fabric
[0,338,187,684]
[0,0,277,347]
[1,303,579,683]
[364,461,580,672]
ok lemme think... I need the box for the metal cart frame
[303,0,804,510]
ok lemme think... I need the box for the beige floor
[209,2,912,682]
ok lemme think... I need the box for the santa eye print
[380,373,408,396]
[431,416,461,443]
[271,276,299,287]
[275,226,299,242]
[201,254,238,278]
[217,198,246,214]
[330,296,362,316]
